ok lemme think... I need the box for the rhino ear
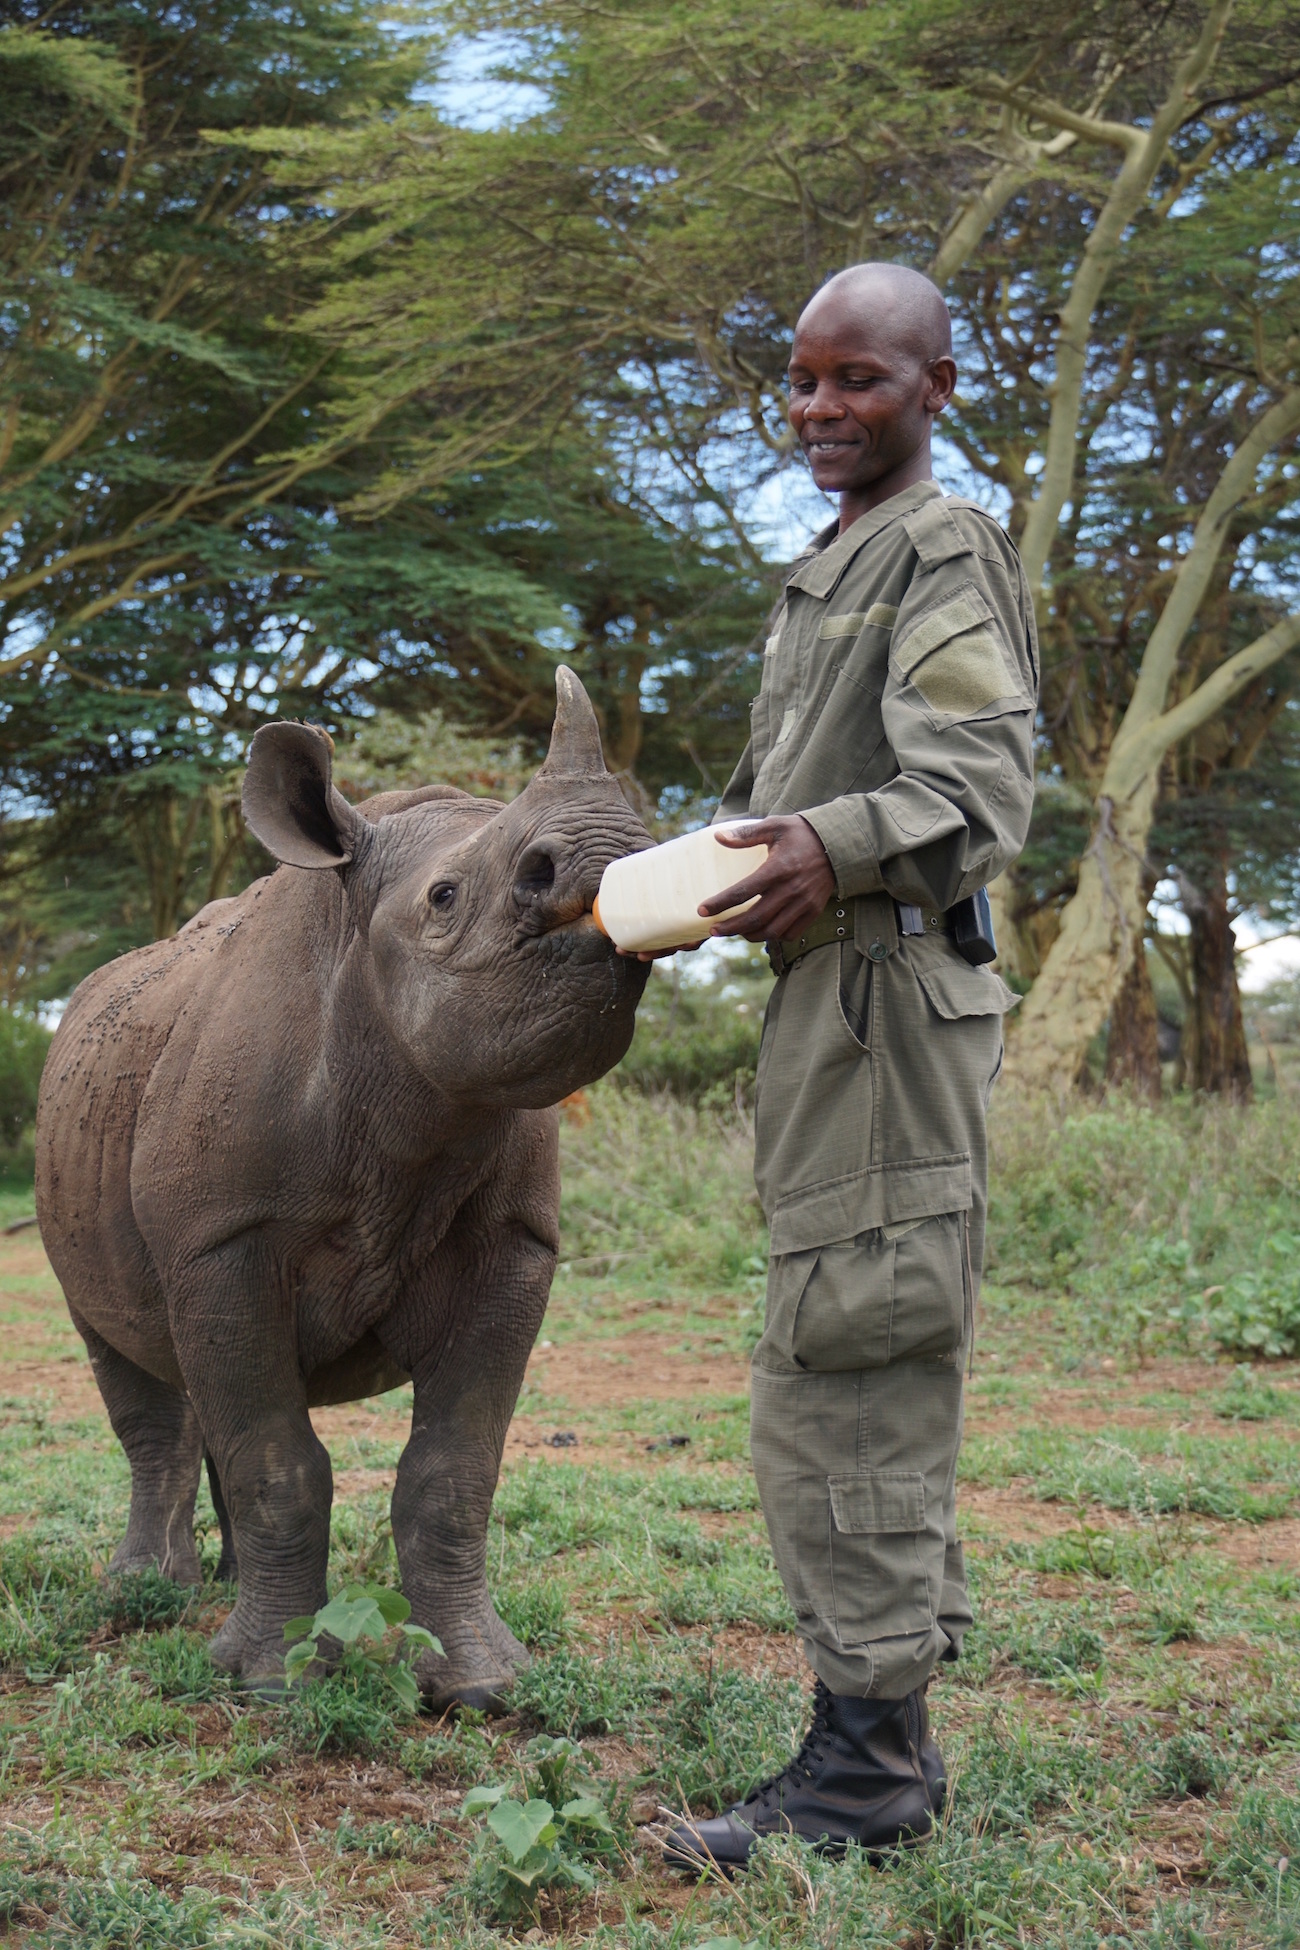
[242,723,363,870]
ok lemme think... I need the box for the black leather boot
[664,1679,939,1874]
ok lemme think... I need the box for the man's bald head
[798,262,952,365]
[786,262,957,530]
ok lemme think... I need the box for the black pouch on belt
[951,887,997,967]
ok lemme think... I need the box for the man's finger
[698,871,772,917]
[710,894,819,942]
[715,821,777,849]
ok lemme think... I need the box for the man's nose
[803,386,846,421]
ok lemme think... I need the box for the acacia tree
[295,0,1300,1085]
[0,1,762,969]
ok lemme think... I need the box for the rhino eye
[429,883,457,911]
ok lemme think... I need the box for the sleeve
[800,521,1038,912]
[712,594,787,824]
[713,739,756,822]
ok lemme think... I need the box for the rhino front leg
[390,1227,554,1712]
[72,1310,203,1586]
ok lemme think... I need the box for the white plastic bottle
[592,823,769,955]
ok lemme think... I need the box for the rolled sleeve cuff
[800,799,886,901]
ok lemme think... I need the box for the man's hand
[702,815,836,944]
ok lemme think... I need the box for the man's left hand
[701,815,836,944]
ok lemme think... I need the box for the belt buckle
[898,903,925,937]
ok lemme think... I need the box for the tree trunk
[1104,931,1161,1100]
[1181,863,1253,1101]
[126,791,204,940]
[1004,774,1158,1092]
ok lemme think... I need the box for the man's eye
[429,884,457,911]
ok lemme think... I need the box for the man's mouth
[805,439,858,457]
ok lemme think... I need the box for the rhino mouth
[525,911,620,966]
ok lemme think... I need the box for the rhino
[34,670,649,1707]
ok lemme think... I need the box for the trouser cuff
[804,1623,953,1700]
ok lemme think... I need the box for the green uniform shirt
[718,479,1039,1252]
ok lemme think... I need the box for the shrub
[0,1004,51,1149]
[1202,1234,1300,1358]
[615,949,770,1104]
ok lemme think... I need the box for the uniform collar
[786,479,944,598]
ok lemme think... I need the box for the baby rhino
[35,670,649,1706]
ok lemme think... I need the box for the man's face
[786,288,952,500]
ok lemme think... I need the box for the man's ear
[242,723,364,870]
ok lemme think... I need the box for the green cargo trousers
[748,911,1014,1699]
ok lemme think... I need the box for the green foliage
[1153,1731,1233,1800]
[1002,1623,1106,1684]
[282,1582,442,1741]
[616,951,770,1106]
[556,1082,767,1297]
[97,1570,196,1634]
[0,1005,51,1150]
[460,1735,622,1925]
[1214,1366,1300,1422]
[1203,1235,1300,1358]
[987,1094,1300,1361]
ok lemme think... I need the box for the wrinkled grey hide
[35,669,649,1706]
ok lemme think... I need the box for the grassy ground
[2,1091,1300,1947]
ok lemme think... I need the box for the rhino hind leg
[74,1312,203,1587]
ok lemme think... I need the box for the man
[661,263,1038,1871]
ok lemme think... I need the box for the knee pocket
[759,1216,968,1373]
[827,1472,937,1646]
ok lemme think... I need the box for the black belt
[769,898,952,975]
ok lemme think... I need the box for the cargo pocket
[888,1213,968,1363]
[763,1220,967,1375]
[789,1236,893,1371]
[826,1471,934,1646]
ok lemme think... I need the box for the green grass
[3,1088,1300,1946]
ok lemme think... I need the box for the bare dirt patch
[524,1332,750,1406]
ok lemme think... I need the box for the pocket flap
[893,585,994,675]
[769,1154,972,1253]
[917,961,1019,1021]
[828,1472,926,1534]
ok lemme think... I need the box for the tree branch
[1016,0,1235,595]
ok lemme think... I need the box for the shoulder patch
[901,497,975,569]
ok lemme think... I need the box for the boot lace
[745,1679,837,1812]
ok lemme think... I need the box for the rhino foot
[209,1606,298,1691]
[107,1539,201,1588]
[416,1610,532,1715]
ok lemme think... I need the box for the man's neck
[837,449,934,535]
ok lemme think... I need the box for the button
[867,939,888,963]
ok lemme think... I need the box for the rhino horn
[535,666,608,782]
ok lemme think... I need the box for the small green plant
[1203,1235,1300,1359]
[1214,1365,1298,1421]
[1154,1730,1233,1799]
[283,1582,441,1714]
[333,1812,437,1859]
[461,1736,621,1924]
[97,1568,196,1633]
